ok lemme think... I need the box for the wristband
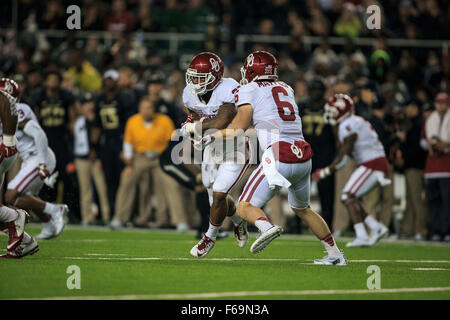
[320,167,331,179]
[2,135,15,147]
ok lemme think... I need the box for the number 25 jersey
[235,80,304,150]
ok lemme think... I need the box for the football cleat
[0,234,39,259]
[190,235,215,258]
[36,204,68,240]
[314,250,348,266]
[250,225,283,254]
[234,221,248,248]
[345,237,371,248]
[4,209,29,251]
[368,224,389,246]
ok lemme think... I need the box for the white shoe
[314,250,348,266]
[3,233,39,258]
[109,219,123,230]
[177,222,189,233]
[53,204,68,237]
[368,224,389,246]
[346,237,371,248]
[234,221,248,248]
[36,221,56,240]
[414,233,425,241]
[190,235,215,258]
[250,225,283,254]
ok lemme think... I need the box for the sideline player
[313,94,390,247]
[0,78,37,258]
[181,52,251,258]
[5,101,67,240]
[198,51,347,265]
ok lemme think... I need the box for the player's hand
[193,135,213,151]
[312,167,330,182]
[44,171,59,188]
[0,143,18,159]
[38,163,51,179]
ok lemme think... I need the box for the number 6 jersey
[235,80,304,150]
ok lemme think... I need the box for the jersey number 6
[272,86,295,121]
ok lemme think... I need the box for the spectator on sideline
[424,92,450,242]
[73,93,110,225]
[91,70,135,215]
[110,97,185,229]
[398,99,428,240]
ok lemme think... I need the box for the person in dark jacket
[299,79,336,228]
[397,99,428,240]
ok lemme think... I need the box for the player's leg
[287,160,347,265]
[342,167,388,247]
[236,163,282,253]
[6,154,67,239]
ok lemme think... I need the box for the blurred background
[0,0,449,241]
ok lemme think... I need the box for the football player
[197,51,347,265]
[181,52,251,258]
[5,101,68,240]
[0,78,36,258]
[312,94,390,247]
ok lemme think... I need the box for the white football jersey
[16,103,42,160]
[234,80,304,150]
[338,115,386,164]
[182,78,239,118]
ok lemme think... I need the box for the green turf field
[1,224,449,300]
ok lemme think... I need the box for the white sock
[354,222,369,240]
[364,215,380,231]
[205,220,220,240]
[228,213,242,226]
[43,202,59,217]
[255,217,273,233]
[320,233,341,255]
[0,205,18,223]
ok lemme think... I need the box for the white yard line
[412,268,450,271]
[36,287,450,300]
[63,256,450,264]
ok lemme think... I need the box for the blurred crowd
[0,0,449,241]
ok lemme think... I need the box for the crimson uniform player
[198,51,347,265]
[181,52,251,258]
[5,101,68,240]
[313,94,390,247]
[0,78,37,258]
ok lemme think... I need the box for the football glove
[44,171,59,188]
[312,167,331,182]
[193,135,213,151]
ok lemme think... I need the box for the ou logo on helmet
[210,58,220,72]
[4,82,13,94]
[246,54,254,67]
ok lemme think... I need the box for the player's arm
[312,133,357,181]
[20,119,52,178]
[196,104,252,148]
[0,93,18,141]
[200,103,236,132]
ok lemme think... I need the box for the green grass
[1,225,450,300]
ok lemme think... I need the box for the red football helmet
[240,51,278,85]
[0,78,20,103]
[185,52,224,95]
[324,93,354,125]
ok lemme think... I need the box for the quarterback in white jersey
[5,102,68,240]
[181,52,251,258]
[313,94,390,248]
[199,51,347,265]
